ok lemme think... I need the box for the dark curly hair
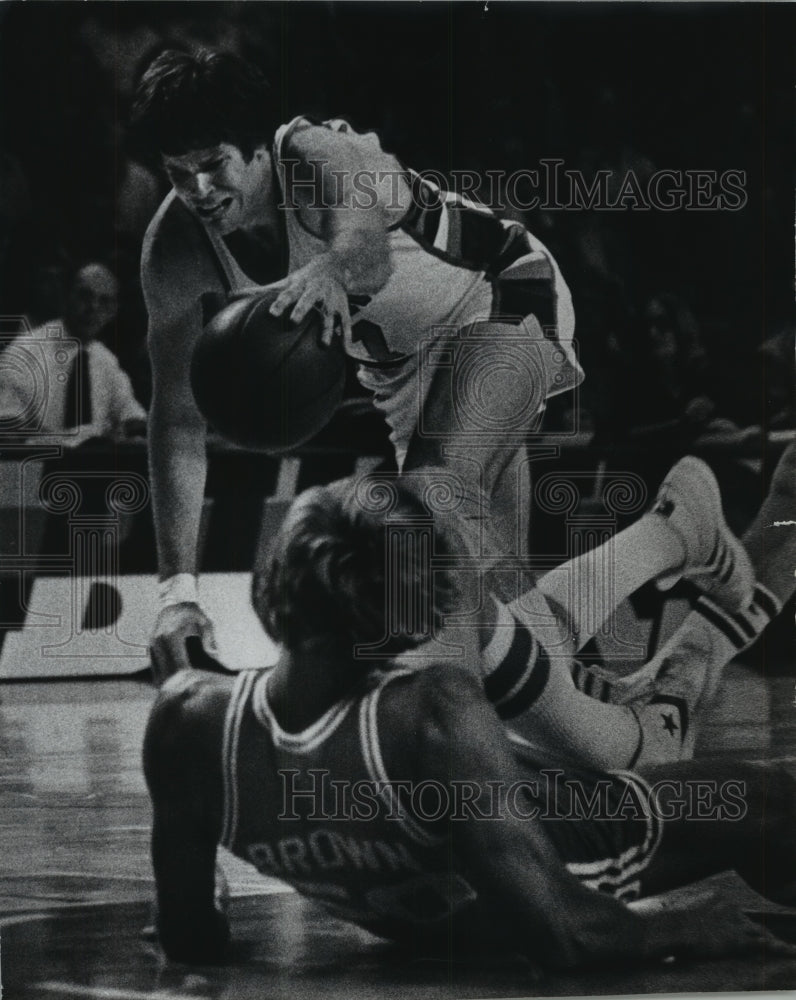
[253,476,461,661]
[129,48,277,162]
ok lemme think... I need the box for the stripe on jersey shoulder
[220,669,258,849]
[432,198,450,251]
[359,672,446,849]
[400,171,516,276]
[492,223,545,277]
[498,246,554,283]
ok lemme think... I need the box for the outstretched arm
[143,672,230,963]
[142,223,219,681]
[413,665,643,967]
[143,249,209,582]
[413,664,794,968]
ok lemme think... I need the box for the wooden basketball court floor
[0,651,794,999]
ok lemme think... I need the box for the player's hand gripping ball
[191,288,346,453]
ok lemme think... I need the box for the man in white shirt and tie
[0,261,147,444]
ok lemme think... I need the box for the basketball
[191,289,347,453]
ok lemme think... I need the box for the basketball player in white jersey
[144,474,796,968]
[133,48,755,682]
[131,47,581,678]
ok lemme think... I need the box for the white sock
[483,596,642,769]
[537,512,685,652]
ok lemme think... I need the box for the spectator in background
[597,291,764,533]
[0,262,147,445]
[606,292,736,445]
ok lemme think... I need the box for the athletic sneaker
[651,456,754,612]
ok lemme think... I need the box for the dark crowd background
[0,0,792,452]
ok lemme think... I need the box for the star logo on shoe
[661,712,679,736]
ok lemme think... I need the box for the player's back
[220,664,504,945]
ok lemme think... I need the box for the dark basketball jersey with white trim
[221,665,662,945]
[221,668,478,942]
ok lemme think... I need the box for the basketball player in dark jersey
[132,49,754,686]
[144,472,796,968]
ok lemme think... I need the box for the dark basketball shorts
[510,735,663,902]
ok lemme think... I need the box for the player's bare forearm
[513,891,773,969]
[415,666,794,968]
[148,410,208,578]
[142,243,216,580]
[466,825,646,969]
[411,666,633,966]
[144,674,231,963]
[151,811,229,963]
[412,665,753,970]
[454,779,653,968]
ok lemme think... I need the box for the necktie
[63,346,92,429]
